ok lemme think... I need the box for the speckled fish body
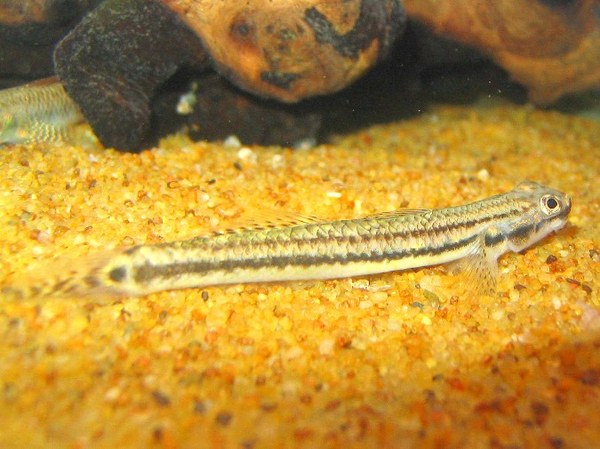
[0,77,83,145]
[11,181,569,300]
[3,181,571,300]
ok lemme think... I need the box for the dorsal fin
[212,207,327,235]
[24,76,61,88]
[211,207,432,235]
[361,208,431,220]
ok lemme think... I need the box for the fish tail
[1,250,127,301]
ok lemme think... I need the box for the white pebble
[285,346,304,360]
[492,310,505,321]
[270,154,285,169]
[104,387,121,403]
[353,199,363,215]
[371,291,389,302]
[237,146,257,164]
[36,230,51,243]
[359,300,373,309]
[293,138,316,150]
[176,91,197,115]
[319,339,335,355]
[142,375,157,389]
[32,246,45,255]
[387,319,401,331]
[176,82,198,115]
[420,314,432,326]
[223,135,242,149]
[477,168,490,181]
[351,279,370,290]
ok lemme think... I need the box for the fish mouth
[551,215,570,234]
[564,196,572,216]
[555,195,572,231]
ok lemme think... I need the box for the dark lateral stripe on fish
[130,234,481,283]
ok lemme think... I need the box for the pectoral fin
[449,235,498,295]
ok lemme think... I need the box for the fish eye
[541,195,560,214]
[108,266,127,283]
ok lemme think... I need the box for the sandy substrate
[0,103,598,448]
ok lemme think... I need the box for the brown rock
[404,0,600,103]
[0,0,100,82]
[162,0,405,102]
[54,0,405,150]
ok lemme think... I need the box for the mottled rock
[53,0,404,150]
[54,0,208,151]
[404,0,600,103]
[162,0,405,102]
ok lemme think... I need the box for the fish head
[505,181,571,252]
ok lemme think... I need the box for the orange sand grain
[0,103,598,448]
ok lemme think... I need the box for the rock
[53,0,405,150]
[404,0,600,104]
